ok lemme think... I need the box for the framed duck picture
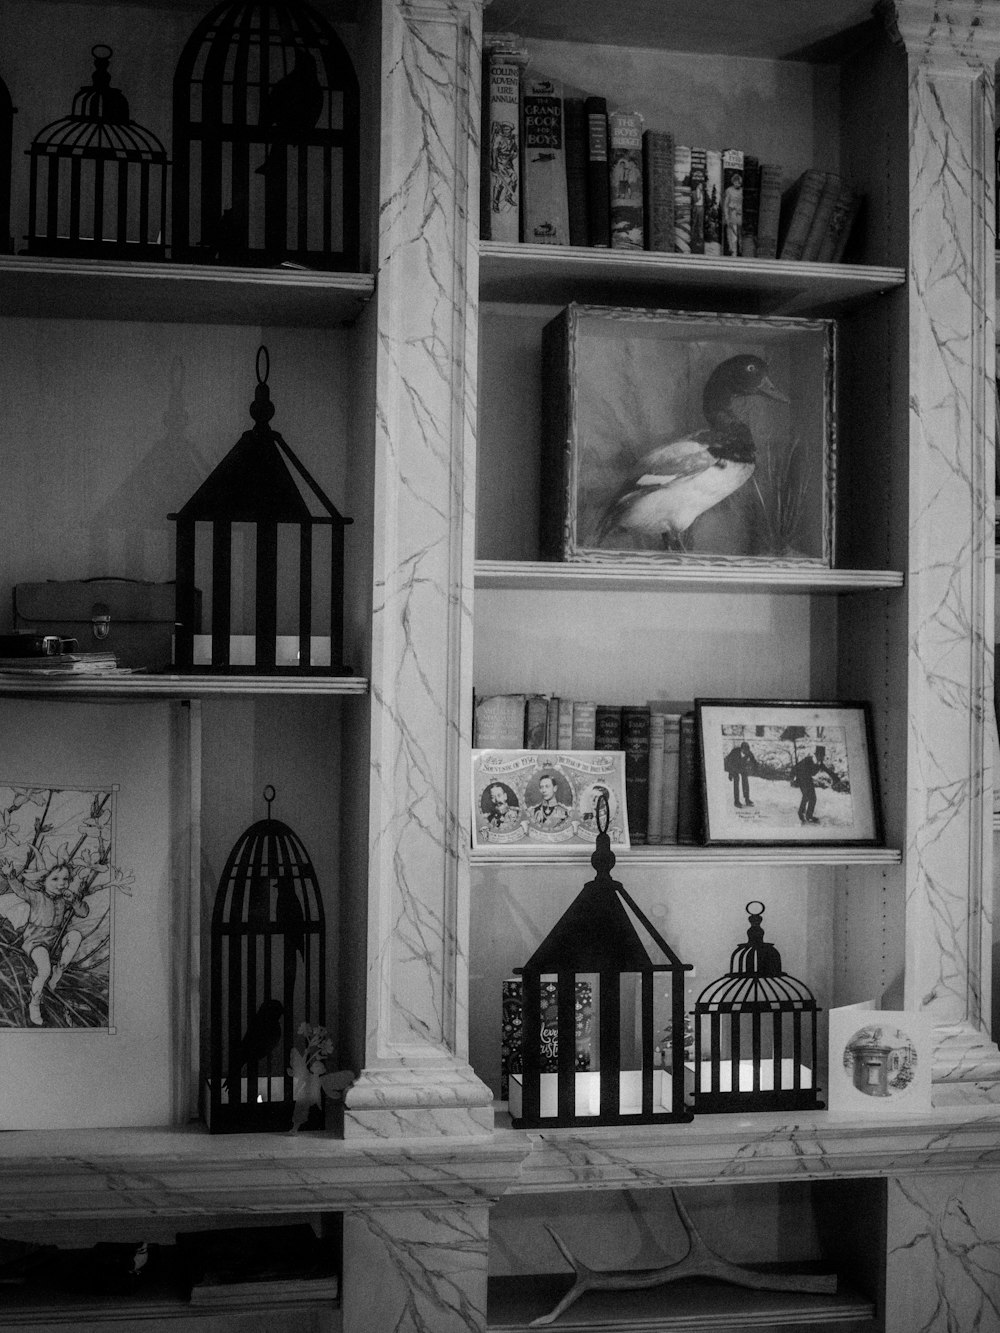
[539,305,836,569]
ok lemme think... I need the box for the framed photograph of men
[695,699,882,846]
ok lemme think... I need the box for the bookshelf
[0,0,999,1330]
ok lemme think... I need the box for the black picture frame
[695,698,882,846]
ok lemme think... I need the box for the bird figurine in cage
[172,0,360,269]
[24,45,168,259]
[206,786,327,1133]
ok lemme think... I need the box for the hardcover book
[557,696,575,749]
[564,96,589,247]
[621,704,651,843]
[740,155,761,257]
[704,148,723,257]
[660,712,682,844]
[672,145,692,253]
[608,109,644,250]
[584,96,611,246]
[642,129,675,252]
[817,182,863,262]
[689,147,707,254]
[676,709,703,844]
[778,167,827,260]
[646,710,667,844]
[501,977,593,1101]
[522,76,570,246]
[802,172,843,261]
[524,693,550,749]
[755,162,784,259]
[594,702,623,750]
[473,692,526,748]
[481,34,527,242]
[571,699,597,749]
[722,148,745,257]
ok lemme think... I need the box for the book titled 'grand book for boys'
[522,76,570,245]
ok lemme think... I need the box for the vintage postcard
[472,750,630,851]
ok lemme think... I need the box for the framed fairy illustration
[0,699,193,1130]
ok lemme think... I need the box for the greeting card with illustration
[827,1003,933,1118]
[472,750,629,852]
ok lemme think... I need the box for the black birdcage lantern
[207,786,326,1133]
[0,72,14,253]
[694,901,822,1114]
[24,45,167,260]
[172,0,360,269]
[169,345,351,675]
[509,801,693,1128]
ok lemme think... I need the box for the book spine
[778,167,826,261]
[608,109,644,250]
[676,710,703,845]
[557,696,575,750]
[584,96,611,246]
[594,703,623,750]
[689,147,707,254]
[473,692,526,748]
[563,97,589,247]
[660,714,681,845]
[802,172,841,261]
[545,695,561,749]
[824,188,863,263]
[642,130,674,252]
[524,693,550,749]
[703,148,723,256]
[621,704,651,843]
[646,711,666,844]
[673,145,692,253]
[571,699,597,749]
[755,162,783,259]
[722,147,744,257]
[481,37,526,243]
[740,155,761,258]
[539,309,571,560]
[522,76,570,245]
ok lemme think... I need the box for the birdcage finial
[263,784,276,818]
[590,790,617,878]
[250,345,276,429]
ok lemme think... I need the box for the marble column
[343,0,492,1137]
[885,1171,1000,1331]
[887,0,1000,1088]
[342,1204,490,1332]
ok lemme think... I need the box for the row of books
[481,33,862,264]
[473,692,703,845]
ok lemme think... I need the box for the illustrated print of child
[0,857,92,1026]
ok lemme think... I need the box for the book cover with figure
[481,34,527,242]
[608,109,644,250]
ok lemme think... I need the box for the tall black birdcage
[172,0,360,269]
[0,71,14,253]
[510,800,693,1128]
[24,45,168,259]
[207,786,326,1133]
[694,901,823,1114]
[169,345,352,675]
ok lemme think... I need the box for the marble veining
[352,0,490,1134]
[891,1,1000,1078]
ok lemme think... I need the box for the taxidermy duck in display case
[595,354,789,551]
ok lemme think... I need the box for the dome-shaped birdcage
[694,901,822,1114]
[0,71,14,253]
[172,0,360,270]
[207,786,326,1133]
[24,45,168,259]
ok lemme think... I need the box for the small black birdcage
[207,786,326,1133]
[694,901,822,1114]
[0,71,14,253]
[509,800,693,1128]
[24,45,167,260]
[172,0,360,269]
[169,345,351,675]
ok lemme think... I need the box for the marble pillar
[888,0,1000,1085]
[343,0,492,1137]
[343,1203,490,1332]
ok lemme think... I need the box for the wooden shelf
[0,674,369,699]
[472,845,900,868]
[475,560,903,594]
[0,255,374,328]
[479,244,904,317]
[488,1271,874,1331]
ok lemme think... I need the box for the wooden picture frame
[695,699,882,846]
[541,305,836,569]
